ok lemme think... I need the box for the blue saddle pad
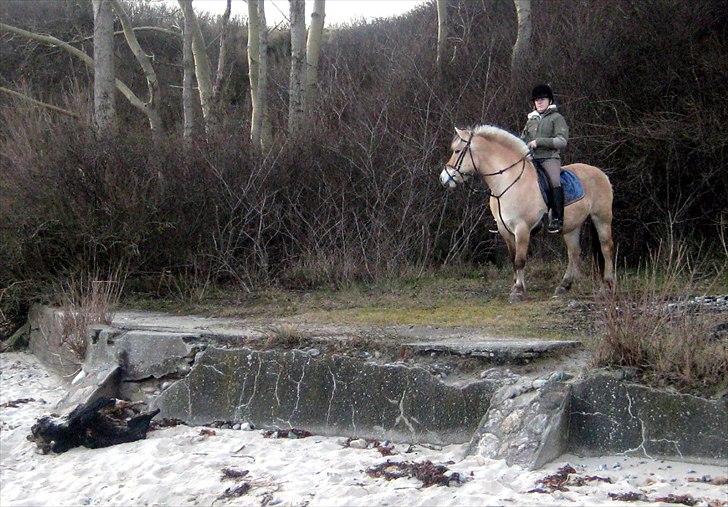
[537,166,585,207]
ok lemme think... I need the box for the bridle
[444,131,531,236]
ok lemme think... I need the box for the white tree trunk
[305,0,325,109]
[288,0,306,134]
[510,0,532,82]
[109,0,162,137]
[248,0,261,147]
[436,0,448,79]
[92,0,115,133]
[182,9,195,140]
[178,0,214,131]
[257,0,272,148]
[212,0,231,118]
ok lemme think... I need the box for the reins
[445,133,530,236]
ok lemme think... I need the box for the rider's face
[534,97,550,113]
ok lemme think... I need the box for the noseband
[445,131,531,236]
[444,133,477,186]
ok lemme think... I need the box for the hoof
[553,285,569,297]
[509,291,525,303]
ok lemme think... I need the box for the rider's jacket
[520,104,569,160]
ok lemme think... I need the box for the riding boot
[548,186,564,234]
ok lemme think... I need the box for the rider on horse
[521,84,569,234]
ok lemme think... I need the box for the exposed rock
[469,376,570,469]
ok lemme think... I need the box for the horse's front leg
[555,228,581,295]
[508,223,530,303]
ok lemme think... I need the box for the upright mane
[473,124,529,156]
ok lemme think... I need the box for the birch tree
[92,0,116,133]
[510,0,532,82]
[288,0,306,134]
[109,0,162,136]
[178,0,214,131]
[211,0,232,115]
[250,0,272,149]
[305,0,325,109]
[436,0,448,79]
[0,23,150,129]
[182,8,195,140]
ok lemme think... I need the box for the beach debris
[28,397,158,454]
[687,475,728,485]
[529,465,612,493]
[217,482,251,500]
[349,438,368,449]
[653,494,698,506]
[240,422,254,431]
[608,492,649,502]
[1,398,41,408]
[221,468,249,481]
[530,465,576,492]
[262,428,313,439]
[366,460,468,487]
[199,428,217,437]
[149,417,184,430]
[340,437,396,455]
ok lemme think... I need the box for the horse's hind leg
[592,213,616,291]
[555,227,581,295]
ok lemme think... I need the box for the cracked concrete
[568,373,728,464]
[151,347,497,445]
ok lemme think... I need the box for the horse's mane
[473,124,529,156]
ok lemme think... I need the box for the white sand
[1,352,726,506]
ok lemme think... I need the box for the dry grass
[593,244,728,396]
[55,270,125,361]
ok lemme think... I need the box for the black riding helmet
[531,84,554,102]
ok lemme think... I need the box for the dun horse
[440,126,615,301]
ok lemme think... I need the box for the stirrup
[488,220,499,234]
[547,219,563,234]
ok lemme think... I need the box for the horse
[439,125,615,302]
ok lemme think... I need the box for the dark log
[29,397,159,453]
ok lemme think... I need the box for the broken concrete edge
[27,305,82,380]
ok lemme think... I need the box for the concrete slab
[403,339,581,362]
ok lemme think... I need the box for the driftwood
[28,397,159,454]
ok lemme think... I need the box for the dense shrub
[1,0,726,332]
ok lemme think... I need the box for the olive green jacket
[520,104,569,160]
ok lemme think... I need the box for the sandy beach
[1,352,726,506]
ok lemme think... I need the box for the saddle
[533,159,585,209]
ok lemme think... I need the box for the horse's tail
[588,218,605,277]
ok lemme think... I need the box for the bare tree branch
[0,21,147,113]
[0,86,81,119]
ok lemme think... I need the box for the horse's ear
[454,127,469,141]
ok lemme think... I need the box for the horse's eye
[454,150,461,154]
